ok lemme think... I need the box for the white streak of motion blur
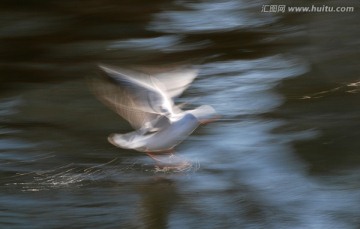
[178,54,356,228]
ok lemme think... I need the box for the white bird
[93,65,218,169]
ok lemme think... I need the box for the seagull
[93,65,218,169]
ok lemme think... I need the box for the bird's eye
[159,106,167,113]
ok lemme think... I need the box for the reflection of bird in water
[93,65,218,170]
[138,177,179,228]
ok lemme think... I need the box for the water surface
[0,0,359,228]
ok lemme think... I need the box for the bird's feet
[146,152,192,172]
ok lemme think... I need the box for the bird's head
[190,105,220,125]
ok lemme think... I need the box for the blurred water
[1,0,359,228]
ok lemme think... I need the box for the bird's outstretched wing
[154,68,198,99]
[92,65,174,131]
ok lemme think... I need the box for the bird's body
[109,112,199,152]
[93,65,217,169]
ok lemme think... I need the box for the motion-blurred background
[0,0,359,228]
